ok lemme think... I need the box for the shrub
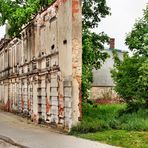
[111,51,148,111]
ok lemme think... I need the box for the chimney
[109,38,115,49]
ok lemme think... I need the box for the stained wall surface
[0,0,82,130]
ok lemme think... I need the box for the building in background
[91,38,125,100]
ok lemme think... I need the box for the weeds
[71,103,148,134]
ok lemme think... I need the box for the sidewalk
[0,110,117,148]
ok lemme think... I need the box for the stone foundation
[90,86,120,100]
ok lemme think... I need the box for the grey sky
[95,0,148,50]
[0,25,5,39]
[0,0,148,50]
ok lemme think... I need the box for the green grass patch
[71,103,148,134]
[70,103,148,147]
[77,130,148,148]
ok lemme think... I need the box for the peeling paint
[0,0,82,130]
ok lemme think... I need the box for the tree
[112,4,148,111]
[82,0,110,100]
[82,0,110,29]
[0,0,53,37]
[125,4,148,56]
[112,53,148,111]
[82,30,109,100]
[0,0,110,100]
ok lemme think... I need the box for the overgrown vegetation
[70,103,148,147]
[71,104,148,134]
[111,52,148,111]
[72,4,148,147]
[82,30,109,100]
[82,0,110,100]
[111,4,148,111]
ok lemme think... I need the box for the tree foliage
[82,0,110,29]
[125,4,148,56]
[0,0,52,37]
[82,29,109,100]
[112,53,148,111]
[82,0,110,100]
[112,4,148,111]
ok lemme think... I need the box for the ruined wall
[0,0,82,130]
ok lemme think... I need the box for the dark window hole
[51,44,55,50]
[63,40,67,45]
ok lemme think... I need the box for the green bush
[112,5,148,111]
[118,109,148,131]
[111,52,148,111]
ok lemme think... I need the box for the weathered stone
[65,108,72,118]
[0,0,82,130]
[64,87,72,97]
[50,87,58,97]
[64,97,72,108]
[51,106,58,115]
[63,81,72,87]
[65,117,72,129]
[51,114,59,124]
[51,97,58,106]
[50,78,58,87]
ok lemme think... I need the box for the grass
[70,103,148,147]
[77,130,148,148]
[71,103,148,133]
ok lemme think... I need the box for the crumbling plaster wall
[0,0,82,130]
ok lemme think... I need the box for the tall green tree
[82,0,110,100]
[125,4,148,56]
[82,0,110,29]
[112,4,148,111]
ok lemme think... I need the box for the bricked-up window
[14,45,17,66]
[32,61,37,70]
[0,54,1,72]
[27,65,30,72]
[9,48,13,68]
[46,58,50,68]
[23,31,27,63]
[4,50,8,69]
[11,45,16,67]
[27,29,32,62]
[1,53,4,70]
[40,27,46,53]
[12,46,14,67]
[16,42,21,65]
[48,19,57,53]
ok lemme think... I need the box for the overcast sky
[0,0,148,50]
[95,0,148,51]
